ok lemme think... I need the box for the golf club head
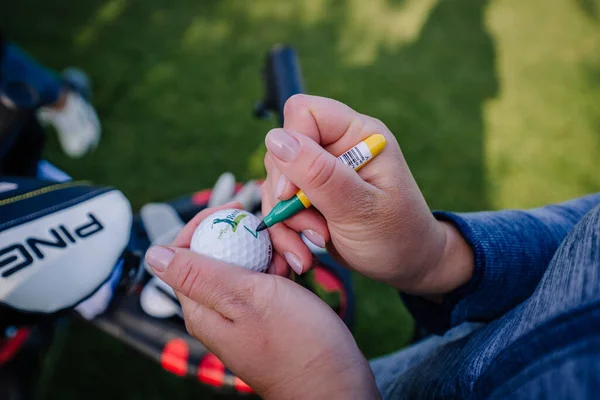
[232,180,262,211]
[140,203,186,244]
[140,202,186,276]
[140,277,182,319]
[207,172,236,207]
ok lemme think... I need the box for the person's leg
[372,205,600,399]
[0,43,63,108]
[0,114,45,177]
[0,42,101,158]
[465,203,600,369]
[370,322,483,396]
[0,43,49,175]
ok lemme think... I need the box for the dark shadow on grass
[1,0,496,398]
[574,0,599,20]
[585,63,600,181]
[335,0,497,359]
[342,0,497,212]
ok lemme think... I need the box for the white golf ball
[190,209,272,272]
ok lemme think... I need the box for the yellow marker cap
[364,133,386,158]
[296,190,312,208]
[355,134,386,172]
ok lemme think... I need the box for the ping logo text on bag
[0,213,104,278]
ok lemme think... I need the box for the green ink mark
[212,213,248,232]
[244,225,259,238]
[213,218,235,229]
[231,214,248,231]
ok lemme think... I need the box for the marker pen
[256,133,387,232]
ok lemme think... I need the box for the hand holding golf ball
[263,95,474,295]
[145,204,379,399]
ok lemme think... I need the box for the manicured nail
[146,246,175,273]
[266,129,299,161]
[274,175,287,199]
[303,230,326,248]
[284,252,303,275]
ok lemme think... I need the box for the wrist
[261,356,379,400]
[430,221,474,294]
[405,220,474,296]
[300,370,380,400]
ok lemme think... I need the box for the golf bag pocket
[0,177,132,316]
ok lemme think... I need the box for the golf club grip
[263,45,305,126]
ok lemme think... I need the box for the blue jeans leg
[371,205,600,399]
[370,322,483,391]
[1,43,63,108]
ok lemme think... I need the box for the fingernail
[303,230,326,248]
[284,252,303,275]
[266,129,299,162]
[274,175,287,199]
[145,246,175,273]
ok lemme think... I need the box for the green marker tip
[256,220,267,232]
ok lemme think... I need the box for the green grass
[3,0,600,398]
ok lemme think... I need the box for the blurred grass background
[2,0,600,398]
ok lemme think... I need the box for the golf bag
[0,46,355,398]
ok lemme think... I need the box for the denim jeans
[1,43,62,108]
[371,205,600,399]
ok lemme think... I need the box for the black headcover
[0,177,131,326]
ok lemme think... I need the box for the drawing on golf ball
[190,209,272,272]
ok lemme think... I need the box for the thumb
[265,128,374,221]
[144,245,259,320]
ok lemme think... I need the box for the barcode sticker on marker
[337,142,372,170]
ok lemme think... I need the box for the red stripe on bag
[0,328,30,365]
[234,376,254,393]
[160,338,189,376]
[198,353,226,386]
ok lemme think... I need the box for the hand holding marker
[257,134,387,232]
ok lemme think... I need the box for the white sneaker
[37,91,101,158]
